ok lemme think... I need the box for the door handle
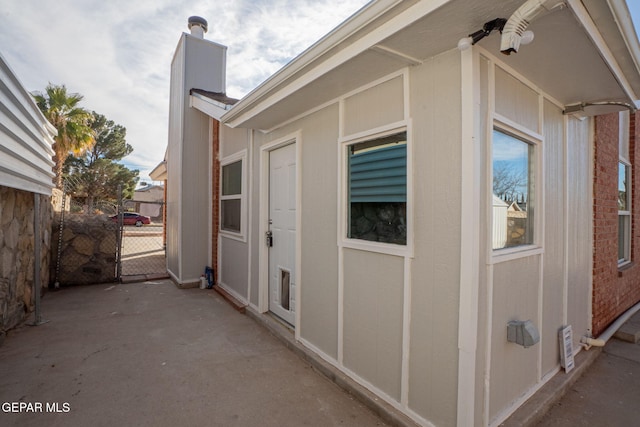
[266,230,273,247]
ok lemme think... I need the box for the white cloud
[0,0,370,182]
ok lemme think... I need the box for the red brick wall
[592,111,640,336]
[211,119,220,284]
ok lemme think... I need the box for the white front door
[268,143,296,325]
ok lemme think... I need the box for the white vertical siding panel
[180,106,211,280]
[342,248,404,401]
[166,39,185,277]
[494,67,540,134]
[476,54,492,427]
[167,34,227,283]
[255,105,341,358]
[343,76,404,136]
[408,50,461,426]
[566,117,592,345]
[296,106,340,359]
[489,256,541,422]
[485,60,568,426]
[541,100,565,376]
[221,125,251,158]
[492,197,508,248]
[250,130,263,307]
[220,237,249,301]
[217,125,251,302]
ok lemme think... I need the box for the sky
[0,0,370,184]
[1,1,640,186]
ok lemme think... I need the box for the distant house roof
[493,195,509,208]
[508,202,523,212]
[133,184,164,203]
[135,184,164,192]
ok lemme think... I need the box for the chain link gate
[52,180,120,286]
[52,180,167,286]
[117,186,167,280]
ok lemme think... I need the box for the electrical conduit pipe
[581,301,640,349]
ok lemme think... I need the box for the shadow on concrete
[0,281,387,427]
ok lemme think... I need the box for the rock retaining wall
[0,186,52,340]
[51,214,118,286]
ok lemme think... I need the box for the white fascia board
[607,0,640,85]
[568,0,639,102]
[222,0,453,128]
[222,0,402,123]
[149,161,167,181]
[190,93,229,121]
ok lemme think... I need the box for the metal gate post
[29,194,48,326]
[116,184,123,281]
[53,181,67,289]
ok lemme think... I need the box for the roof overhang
[149,161,167,181]
[190,89,238,120]
[221,0,640,131]
[150,148,168,181]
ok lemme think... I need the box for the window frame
[339,124,412,257]
[220,150,247,241]
[618,160,631,266]
[490,119,542,261]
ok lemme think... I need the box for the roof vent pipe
[500,0,564,55]
[188,16,208,39]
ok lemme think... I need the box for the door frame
[258,131,302,334]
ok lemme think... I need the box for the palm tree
[32,84,95,189]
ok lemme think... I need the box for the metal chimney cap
[188,16,208,33]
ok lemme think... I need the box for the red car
[110,212,151,227]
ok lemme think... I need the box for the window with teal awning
[347,131,407,245]
[349,142,406,203]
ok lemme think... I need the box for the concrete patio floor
[0,280,387,427]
